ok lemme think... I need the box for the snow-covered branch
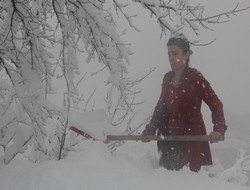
[131,0,250,36]
[190,3,250,24]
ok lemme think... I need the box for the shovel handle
[107,135,224,142]
[70,126,224,142]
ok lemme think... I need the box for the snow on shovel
[68,110,122,141]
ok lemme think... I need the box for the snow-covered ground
[0,110,250,190]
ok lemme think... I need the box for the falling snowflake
[202,83,206,88]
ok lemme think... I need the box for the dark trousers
[158,141,185,171]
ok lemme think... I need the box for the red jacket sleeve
[194,70,227,135]
[142,74,170,135]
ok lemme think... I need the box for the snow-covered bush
[0,78,33,164]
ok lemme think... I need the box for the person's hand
[209,131,222,143]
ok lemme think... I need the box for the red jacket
[143,67,227,171]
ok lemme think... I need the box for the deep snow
[0,110,250,190]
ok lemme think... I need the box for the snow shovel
[70,126,224,142]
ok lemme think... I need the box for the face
[168,45,189,72]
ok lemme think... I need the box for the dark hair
[167,34,192,65]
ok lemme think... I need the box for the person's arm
[142,74,169,136]
[194,70,227,142]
